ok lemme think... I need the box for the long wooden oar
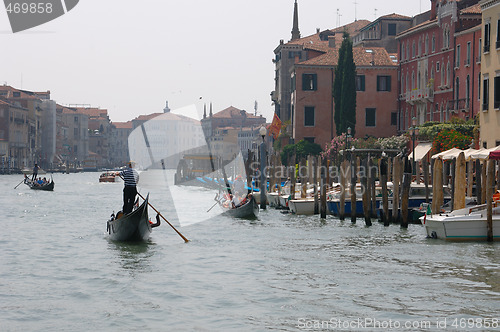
[136,191,189,243]
[14,177,26,189]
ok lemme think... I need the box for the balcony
[405,87,434,105]
[447,98,470,114]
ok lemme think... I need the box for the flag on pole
[268,113,282,139]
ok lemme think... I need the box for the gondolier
[32,163,39,181]
[120,161,139,214]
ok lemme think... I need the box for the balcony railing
[447,98,470,113]
[405,87,434,104]
[484,43,491,53]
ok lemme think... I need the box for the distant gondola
[106,195,159,242]
[221,194,259,219]
[24,177,54,191]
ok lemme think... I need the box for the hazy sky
[1,0,426,123]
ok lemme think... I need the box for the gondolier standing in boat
[120,161,139,214]
[31,163,39,181]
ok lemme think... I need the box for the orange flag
[268,113,282,139]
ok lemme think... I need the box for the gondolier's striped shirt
[120,168,139,187]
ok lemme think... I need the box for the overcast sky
[1,0,426,123]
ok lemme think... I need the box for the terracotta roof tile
[74,107,108,118]
[133,113,163,121]
[461,3,481,14]
[287,20,371,48]
[212,106,261,119]
[378,13,412,20]
[299,46,397,67]
[112,121,133,129]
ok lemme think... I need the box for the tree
[280,140,322,165]
[333,31,357,137]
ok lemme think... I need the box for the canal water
[1,171,499,331]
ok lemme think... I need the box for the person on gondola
[31,163,39,181]
[120,161,139,214]
[232,175,246,205]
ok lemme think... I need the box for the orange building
[291,46,399,147]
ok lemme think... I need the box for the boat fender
[430,231,437,239]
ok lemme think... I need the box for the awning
[431,147,463,160]
[409,142,432,162]
[470,146,500,160]
[490,150,500,160]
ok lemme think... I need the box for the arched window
[447,61,451,86]
[425,35,429,54]
[401,42,405,61]
[412,71,415,90]
[401,73,405,94]
[466,75,470,107]
[406,72,409,94]
[412,41,416,58]
[418,71,421,89]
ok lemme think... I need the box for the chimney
[328,35,336,48]
[316,28,320,34]
[430,0,438,20]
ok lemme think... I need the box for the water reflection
[108,240,156,272]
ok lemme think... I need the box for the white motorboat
[288,198,316,215]
[421,204,500,241]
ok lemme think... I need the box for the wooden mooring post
[380,157,389,226]
[487,159,495,242]
[339,160,347,220]
[454,152,466,210]
[401,157,411,228]
[361,157,371,226]
[432,158,444,215]
[320,156,327,219]
[313,156,319,215]
[391,155,401,224]
[350,156,358,223]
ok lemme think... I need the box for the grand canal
[1,171,499,331]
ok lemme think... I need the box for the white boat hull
[422,209,500,241]
[288,198,316,215]
[268,192,280,207]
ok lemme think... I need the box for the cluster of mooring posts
[252,145,497,239]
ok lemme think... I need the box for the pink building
[397,0,481,130]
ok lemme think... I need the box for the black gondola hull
[107,197,152,241]
[25,180,54,191]
[223,195,259,219]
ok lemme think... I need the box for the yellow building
[480,0,500,148]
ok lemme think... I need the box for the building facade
[397,0,481,131]
[480,0,500,147]
[291,46,399,147]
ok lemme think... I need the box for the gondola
[221,194,259,219]
[24,177,54,191]
[107,195,158,242]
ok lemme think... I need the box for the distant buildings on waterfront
[0,82,268,172]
